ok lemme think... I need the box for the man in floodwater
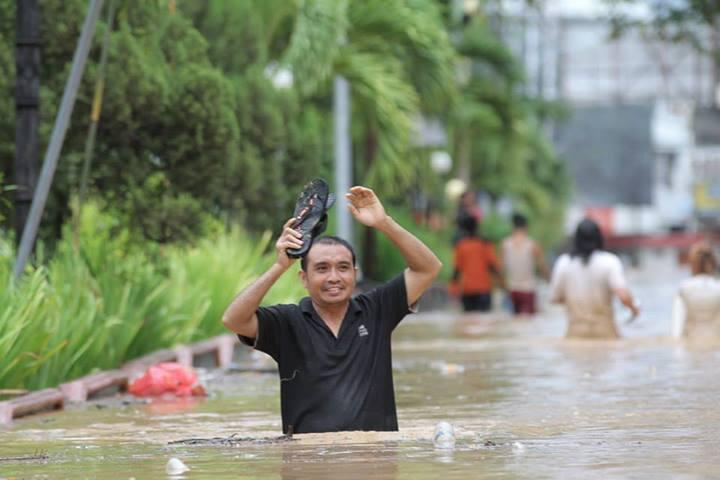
[501,212,549,316]
[550,218,640,339]
[222,186,442,433]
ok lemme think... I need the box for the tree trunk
[14,0,41,244]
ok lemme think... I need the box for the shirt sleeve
[606,254,628,291]
[362,273,412,333]
[487,243,500,271]
[237,304,295,362]
[453,243,462,270]
[671,293,686,338]
[549,254,567,303]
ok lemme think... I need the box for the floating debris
[166,457,189,475]
[433,422,456,449]
[512,441,526,454]
[168,432,294,446]
[431,362,465,376]
[0,452,49,463]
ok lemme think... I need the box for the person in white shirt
[550,218,640,339]
[671,241,720,339]
[501,213,549,316]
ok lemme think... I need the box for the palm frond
[348,0,456,113]
[336,49,420,190]
[282,0,349,97]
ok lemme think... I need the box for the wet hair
[300,235,357,271]
[688,241,717,275]
[457,213,478,236]
[571,218,604,264]
[512,213,528,229]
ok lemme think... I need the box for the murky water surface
[3,267,720,479]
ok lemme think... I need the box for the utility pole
[14,0,41,245]
[14,0,104,278]
[713,20,720,109]
[333,76,352,244]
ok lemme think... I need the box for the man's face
[300,243,357,307]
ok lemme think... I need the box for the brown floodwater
[3,267,720,479]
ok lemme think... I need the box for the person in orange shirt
[452,215,505,312]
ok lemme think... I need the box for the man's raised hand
[275,218,303,269]
[345,186,388,228]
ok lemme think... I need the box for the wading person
[671,241,720,338]
[451,215,504,312]
[222,186,442,434]
[501,213,549,316]
[550,218,640,339]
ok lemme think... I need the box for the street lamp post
[334,76,352,243]
[13,0,104,279]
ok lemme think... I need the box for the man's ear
[299,268,308,289]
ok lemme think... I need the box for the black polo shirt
[238,273,411,434]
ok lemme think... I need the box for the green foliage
[448,14,570,247]
[374,206,453,282]
[0,204,305,390]
[283,0,348,98]
[0,0,576,392]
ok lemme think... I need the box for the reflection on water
[3,267,720,479]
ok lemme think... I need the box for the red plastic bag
[128,362,206,397]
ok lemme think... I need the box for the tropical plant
[448,12,570,247]
[0,203,305,391]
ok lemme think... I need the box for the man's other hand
[276,218,303,269]
[345,186,388,228]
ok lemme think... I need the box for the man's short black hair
[512,212,528,228]
[300,236,357,271]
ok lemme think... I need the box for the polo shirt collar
[299,296,362,316]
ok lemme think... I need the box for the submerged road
[2,265,719,479]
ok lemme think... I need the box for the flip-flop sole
[287,178,333,259]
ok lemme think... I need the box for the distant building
[496,6,716,106]
[494,5,718,236]
[691,108,720,228]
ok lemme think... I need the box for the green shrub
[0,204,305,391]
[374,206,453,283]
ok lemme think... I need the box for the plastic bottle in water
[433,421,456,449]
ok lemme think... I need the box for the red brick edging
[0,334,238,425]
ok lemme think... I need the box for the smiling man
[222,186,442,434]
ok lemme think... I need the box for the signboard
[692,147,720,215]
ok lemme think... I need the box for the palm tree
[449,13,569,245]
[282,0,456,191]
[281,0,456,277]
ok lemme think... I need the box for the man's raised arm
[222,218,303,338]
[345,186,442,307]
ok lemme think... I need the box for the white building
[492,1,718,235]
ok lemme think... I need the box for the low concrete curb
[0,334,239,425]
[0,388,64,425]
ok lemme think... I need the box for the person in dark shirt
[222,186,442,434]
